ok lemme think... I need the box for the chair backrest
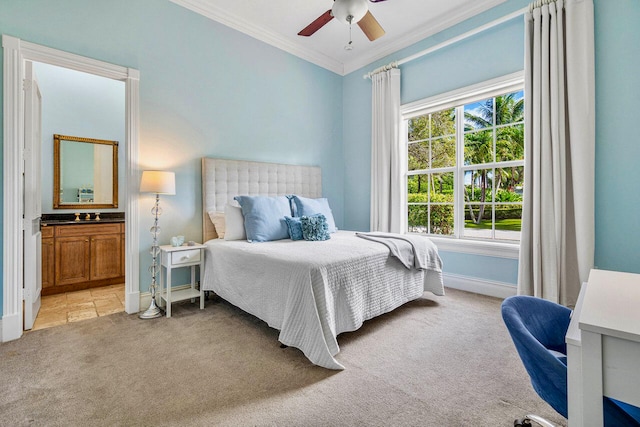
[501,295,572,418]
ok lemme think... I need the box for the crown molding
[170,0,345,75]
[342,0,508,75]
[171,0,508,76]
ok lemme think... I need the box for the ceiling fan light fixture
[332,0,368,26]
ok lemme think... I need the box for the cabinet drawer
[171,249,201,265]
[55,223,121,237]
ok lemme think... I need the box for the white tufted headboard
[201,157,322,242]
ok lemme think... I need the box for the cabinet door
[41,237,55,289]
[55,236,90,286]
[90,233,122,281]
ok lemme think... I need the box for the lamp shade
[140,170,176,195]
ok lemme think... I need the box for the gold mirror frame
[53,134,119,209]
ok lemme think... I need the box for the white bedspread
[202,231,444,369]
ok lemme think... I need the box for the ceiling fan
[298,0,388,43]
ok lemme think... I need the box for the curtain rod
[364,6,528,79]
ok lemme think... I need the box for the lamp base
[139,297,163,319]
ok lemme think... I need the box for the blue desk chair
[501,295,640,427]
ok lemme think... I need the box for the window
[403,74,524,243]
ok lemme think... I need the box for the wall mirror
[53,134,118,209]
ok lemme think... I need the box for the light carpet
[0,288,566,426]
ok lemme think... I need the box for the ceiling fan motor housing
[332,0,368,25]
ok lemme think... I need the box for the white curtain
[518,0,595,306]
[370,67,403,233]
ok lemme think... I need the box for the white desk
[566,269,640,426]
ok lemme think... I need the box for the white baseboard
[125,290,140,314]
[1,312,23,342]
[443,273,517,299]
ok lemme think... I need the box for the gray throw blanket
[355,232,442,272]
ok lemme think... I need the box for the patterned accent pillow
[301,214,330,241]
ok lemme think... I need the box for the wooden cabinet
[42,222,125,296]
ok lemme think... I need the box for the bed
[200,157,444,369]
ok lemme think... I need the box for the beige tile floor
[32,284,125,331]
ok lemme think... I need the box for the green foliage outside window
[408,193,454,235]
[407,90,525,239]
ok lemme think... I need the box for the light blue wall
[343,0,640,284]
[0,0,343,306]
[593,0,640,273]
[34,62,125,212]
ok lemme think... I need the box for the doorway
[28,62,126,330]
[2,35,141,342]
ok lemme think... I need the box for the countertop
[41,212,125,226]
[41,218,124,226]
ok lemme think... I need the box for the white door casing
[23,61,43,330]
[1,35,141,341]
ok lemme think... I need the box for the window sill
[426,236,520,259]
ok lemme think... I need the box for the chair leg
[514,414,558,427]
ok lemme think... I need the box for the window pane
[408,174,429,200]
[464,98,493,130]
[430,205,454,235]
[408,205,428,233]
[496,91,524,125]
[432,172,454,200]
[464,129,493,165]
[431,108,455,137]
[495,167,524,198]
[464,169,493,203]
[408,115,430,142]
[408,141,429,171]
[431,136,455,168]
[495,204,522,241]
[496,124,524,162]
[464,204,493,239]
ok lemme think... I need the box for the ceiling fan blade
[357,11,385,41]
[369,0,389,2]
[298,10,334,37]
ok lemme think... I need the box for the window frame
[401,71,524,258]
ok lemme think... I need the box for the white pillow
[224,203,246,241]
[207,211,225,239]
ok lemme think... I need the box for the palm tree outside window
[406,88,524,242]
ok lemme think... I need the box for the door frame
[1,35,141,341]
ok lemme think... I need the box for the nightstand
[158,243,206,317]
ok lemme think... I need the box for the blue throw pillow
[234,195,291,242]
[284,216,304,241]
[301,214,330,241]
[292,195,337,233]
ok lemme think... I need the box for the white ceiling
[170,0,507,76]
